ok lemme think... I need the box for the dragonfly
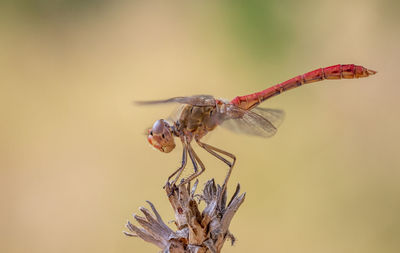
[137,64,376,190]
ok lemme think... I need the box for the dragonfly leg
[167,141,188,186]
[195,139,236,194]
[178,143,205,186]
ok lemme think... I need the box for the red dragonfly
[137,64,376,189]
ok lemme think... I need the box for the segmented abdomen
[230,64,376,110]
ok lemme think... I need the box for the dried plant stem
[124,179,245,253]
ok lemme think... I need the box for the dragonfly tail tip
[367,68,377,75]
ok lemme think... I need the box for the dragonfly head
[147,119,176,153]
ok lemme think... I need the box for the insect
[137,64,376,189]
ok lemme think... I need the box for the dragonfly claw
[164,181,179,197]
[163,180,174,189]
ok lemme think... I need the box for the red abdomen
[231,64,376,110]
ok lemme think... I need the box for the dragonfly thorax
[173,104,221,139]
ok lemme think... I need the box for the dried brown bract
[124,179,245,253]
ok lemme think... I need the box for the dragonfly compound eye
[147,119,176,153]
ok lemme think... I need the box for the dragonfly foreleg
[195,139,236,193]
[167,140,188,186]
[178,143,205,186]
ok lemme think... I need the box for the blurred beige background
[1,0,399,252]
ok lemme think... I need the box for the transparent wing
[251,107,285,128]
[135,95,216,107]
[166,104,186,122]
[220,106,284,138]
